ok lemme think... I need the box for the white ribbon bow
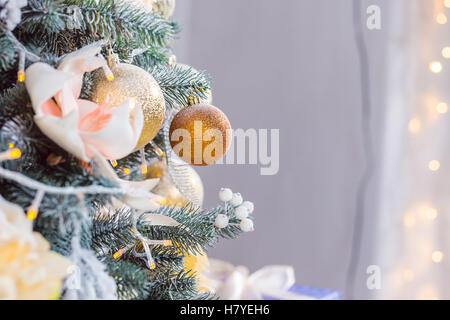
[205,259,314,300]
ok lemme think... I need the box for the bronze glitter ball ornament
[169,103,232,166]
[89,62,165,152]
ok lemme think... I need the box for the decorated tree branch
[0,0,254,300]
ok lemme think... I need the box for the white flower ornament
[25,42,162,212]
[25,42,143,162]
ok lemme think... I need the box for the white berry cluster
[0,0,27,31]
[215,188,254,232]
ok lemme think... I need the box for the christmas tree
[0,0,254,300]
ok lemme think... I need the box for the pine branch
[36,212,93,256]
[150,244,185,270]
[0,85,31,125]
[92,204,244,264]
[103,256,150,300]
[62,0,179,48]
[8,0,178,63]
[143,205,216,254]
[91,208,135,254]
[21,0,67,34]
[148,205,244,250]
[146,269,199,300]
[152,64,211,110]
[131,46,170,70]
[0,33,16,71]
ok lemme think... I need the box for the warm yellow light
[428,160,440,171]
[163,240,173,246]
[124,168,130,175]
[8,143,14,149]
[0,148,21,161]
[445,0,450,8]
[408,118,421,133]
[442,47,450,59]
[424,207,438,220]
[27,209,37,220]
[436,13,448,24]
[141,164,148,174]
[401,268,414,282]
[110,160,118,167]
[113,250,122,259]
[430,61,443,73]
[9,148,21,159]
[17,70,25,83]
[437,102,448,114]
[403,214,415,228]
[432,251,443,263]
[417,284,439,300]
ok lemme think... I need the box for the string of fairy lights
[0,3,256,277]
[0,37,158,223]
[401,0,450,299]
[0,29,201,272]
[0,144,157,217]
[0,142,175,269]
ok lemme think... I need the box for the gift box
[203,259,341,300]
[262,285,341,300]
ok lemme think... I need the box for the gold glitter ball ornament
[147,159,204,207]
[90,63,165,151]
[169,103,232,166]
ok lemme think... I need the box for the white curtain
[376,0,450,299]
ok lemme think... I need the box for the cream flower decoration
[0,196,71,300]
[25,42,144,162]
[24,43,163,212]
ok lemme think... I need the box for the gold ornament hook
[106,42,119,68]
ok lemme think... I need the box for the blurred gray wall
[173,0,390,298]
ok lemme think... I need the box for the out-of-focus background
[173,0,450,299]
